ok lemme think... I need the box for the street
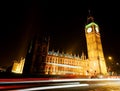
[1,78,119,91]
[30,81,120,91]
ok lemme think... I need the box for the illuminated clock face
[95,27,99,33]
[87,27,92,33]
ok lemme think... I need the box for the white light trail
[14,84,89,91]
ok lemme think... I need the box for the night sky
[1,1,120,68]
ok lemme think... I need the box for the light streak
[47,62,82,68]
[14,84,89,91]
[0,78,120,84]
[1,78,120,90]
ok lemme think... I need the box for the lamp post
[107,56,113,76]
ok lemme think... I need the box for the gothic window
[42,47,47,55]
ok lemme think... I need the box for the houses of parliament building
[12,15,108,77]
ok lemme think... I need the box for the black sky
[1,1,120,67]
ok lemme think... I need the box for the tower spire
[87,10,94,24]
[88,9,91,16]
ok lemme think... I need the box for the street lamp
[108,56,112,60]
[107,56,115,76]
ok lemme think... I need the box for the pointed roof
[85,10,99,28]
[87,10,94,24]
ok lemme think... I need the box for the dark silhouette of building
[23,34,49,75]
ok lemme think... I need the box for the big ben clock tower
[85,14,107,75]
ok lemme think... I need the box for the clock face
[87,27,92,33]
[95,27,99,32]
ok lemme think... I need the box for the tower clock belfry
[85,14,107,75]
